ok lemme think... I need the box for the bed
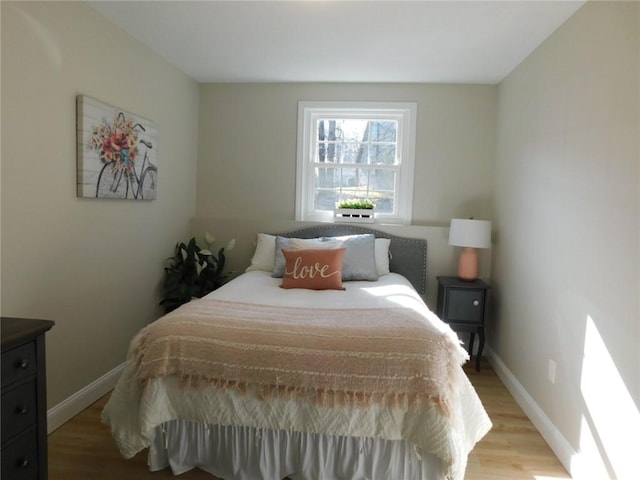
[102,225,491,480]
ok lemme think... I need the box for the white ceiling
[90,0,585,84]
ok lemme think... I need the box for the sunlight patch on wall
[572,315,639,479]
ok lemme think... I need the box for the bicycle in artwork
[86,109,157,200]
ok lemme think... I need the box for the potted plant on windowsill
[160,232,235,313]
[334,199,375,223]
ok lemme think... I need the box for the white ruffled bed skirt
[148,421,446,480]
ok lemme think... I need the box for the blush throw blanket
[131,297,468,415]
[103,276,492,480]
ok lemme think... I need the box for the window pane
[370,144,396,165]
[333,143,363,165]
[314,166,337,211]
[341,167,370,195]
[315,188,338,211]
[315,166,339,189]
[372,168,395,192]
[317,119,369,144]
[374,194,394,213]
[372,169,395,213]
[369,121,397,143]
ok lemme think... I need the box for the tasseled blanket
[130,297,468,415]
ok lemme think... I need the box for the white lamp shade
[448,219,492,249]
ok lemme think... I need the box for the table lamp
[448,218,492,281]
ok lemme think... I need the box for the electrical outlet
[548,359,557,384]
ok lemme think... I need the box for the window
[296,102,416,224]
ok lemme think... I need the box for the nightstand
[436,276,489,371]
[1,317,54,480]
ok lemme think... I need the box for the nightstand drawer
[1,428,39,480]
[1,343,37,389]
[2,380,37,444]
[446,288,485,323]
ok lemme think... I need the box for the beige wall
[1,2,199,408]
[196,83,497,305]
[197,83,497,224]
[493,2,639,478]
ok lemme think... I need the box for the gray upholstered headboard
[275,225,427,295]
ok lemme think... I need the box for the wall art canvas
[77,95,158,200]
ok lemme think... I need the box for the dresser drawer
[1,428,39,480]
[1,318,54,480]
[2,380,37,444]
[1,342,37,388]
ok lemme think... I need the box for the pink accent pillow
[280,248,346,290]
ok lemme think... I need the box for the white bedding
[102,271,491,480]
[211,271,431,311]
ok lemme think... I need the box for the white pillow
[375,238,391,276]
[272,237,342,278]
[245,233,276,272]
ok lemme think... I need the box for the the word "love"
[285,256,340,279]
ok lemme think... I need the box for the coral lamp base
[457,247,479,281]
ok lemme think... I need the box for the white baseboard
[484,346,577,476]
[47,362,125,433]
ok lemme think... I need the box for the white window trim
[296,101,416,225]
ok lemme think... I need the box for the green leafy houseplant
[336,199,375,210]
[160,232,235,313]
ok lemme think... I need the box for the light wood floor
[48,360,571,479]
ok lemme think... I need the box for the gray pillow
[271,236,293,278]
[324,234,378,281]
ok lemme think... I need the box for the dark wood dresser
[1,317,54,480]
